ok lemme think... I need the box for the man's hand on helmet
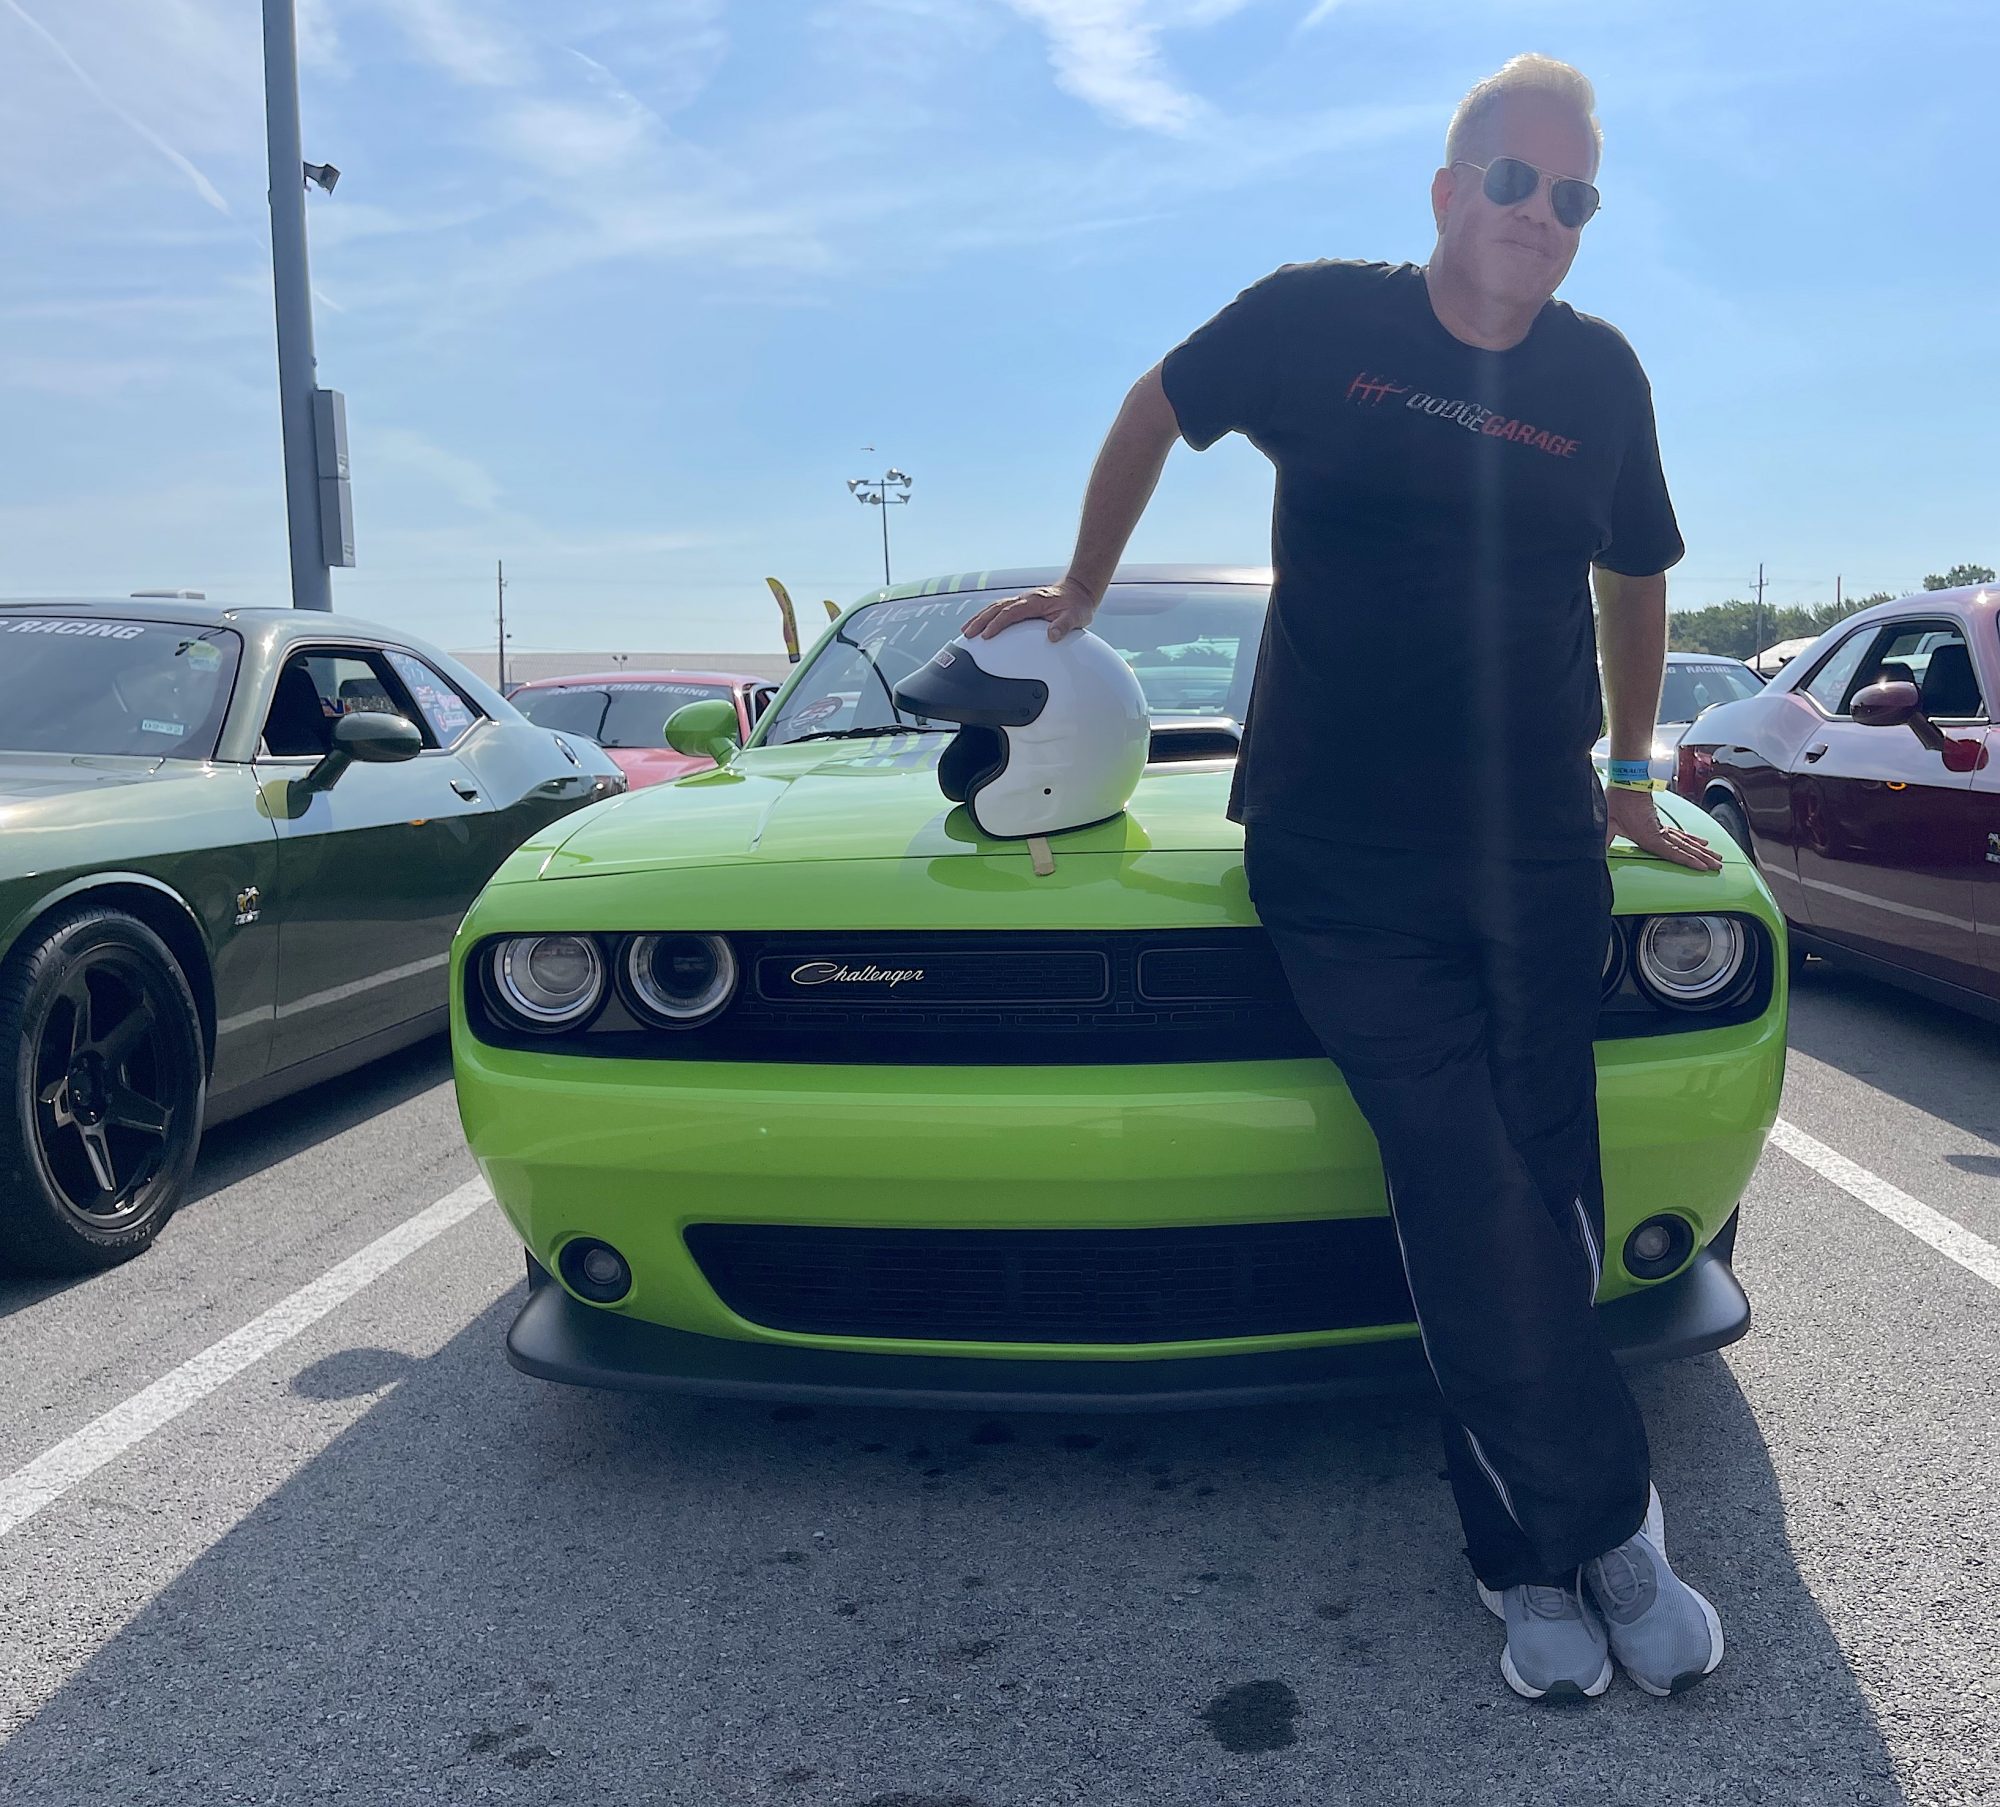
[963,577,1099,642]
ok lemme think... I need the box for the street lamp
[847,466,912,587]
[263,0,352,608]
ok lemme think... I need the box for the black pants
[1244,825,1651,1589]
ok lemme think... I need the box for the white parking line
[1771,1117,2000,1292]
[2,1119,1993,1546]
[0,1179,491,1542]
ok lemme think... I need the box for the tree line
[1666,563,1996,659]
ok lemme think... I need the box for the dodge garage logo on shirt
[1346,370,1580,458]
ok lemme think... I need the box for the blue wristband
[1608,758,1653,786]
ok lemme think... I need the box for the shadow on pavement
[189,1035,456,1207]
[0,1295,1904,1807]
[1788,962,2000,1146]
[0,1037,452,1319]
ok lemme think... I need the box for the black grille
[683,1220,1415,1344]
[463,919,1773,1064]
[757,948,1110,1005]
[469,930,1323,1064]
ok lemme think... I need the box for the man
[965,54,1727,1701]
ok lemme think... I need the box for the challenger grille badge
[790,961,924,988]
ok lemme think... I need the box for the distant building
[453,650,798,689]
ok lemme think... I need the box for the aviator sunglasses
[1454,156,1601,230]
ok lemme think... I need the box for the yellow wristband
[1606,776,1662,792]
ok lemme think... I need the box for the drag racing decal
[4,617,146,639]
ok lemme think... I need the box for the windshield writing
[0,619,242,759]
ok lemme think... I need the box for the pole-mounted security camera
[303,161,340,194]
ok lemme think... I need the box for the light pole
[263,0,351,608]
[847,467,912,587]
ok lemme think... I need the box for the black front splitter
[504,1244,1749,1413]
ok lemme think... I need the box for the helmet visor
[892,644,1047,728]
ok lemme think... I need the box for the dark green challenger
[0,599,622,1272]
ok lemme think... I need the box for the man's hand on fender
[1606,785,1725,872]
[963,578,1099,642]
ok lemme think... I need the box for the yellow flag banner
[822,599,841,622]
[765,577,801,662]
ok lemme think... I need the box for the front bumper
[505,1230,1748,1410]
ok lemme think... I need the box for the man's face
[1431,94,1597,307]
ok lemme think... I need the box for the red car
[1674,583,1999,1019]
[507,671,779,789]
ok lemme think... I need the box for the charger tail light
[1674,743,1713,801]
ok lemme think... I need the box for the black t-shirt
[1161,259,1683,858]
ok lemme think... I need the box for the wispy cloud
[372,0,531,87]
[0,0,230,213]
[999,0,1252,134]
[371,428,504,513]
[0,353,182,400]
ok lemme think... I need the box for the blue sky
[1,0,1994,656]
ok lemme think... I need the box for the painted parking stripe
[1771,1118,2000,1292]
[0,1179,491,1542]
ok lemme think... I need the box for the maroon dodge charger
[1674,583,2000,1020]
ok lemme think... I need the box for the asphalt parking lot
[2,961,1996,1807]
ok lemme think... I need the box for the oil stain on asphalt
[1199,1680,1302,1753]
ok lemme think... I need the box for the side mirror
[292,710,423,802]
[1850,679,1986,772]
[1850,679,1919,729]
[665,698,741,765]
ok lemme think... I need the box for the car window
[1657,661,1761,723]
[512,686,612,739]
[759,583,1268,745]
[262,650,417,758]
[0,616,242,759]
[1799,630,1878,717]
[597,681,736,749]
[386,651,483,746]
[1858,621,1985,720]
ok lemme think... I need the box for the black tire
[1706,797,1807,975]
[1707,796,1752,856]
[0,908,207,1274]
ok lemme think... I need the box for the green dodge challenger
[451,567,1787,1407]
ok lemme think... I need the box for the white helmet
[894,622,1150,839]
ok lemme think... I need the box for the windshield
[514,680,734,749]
[1659,661,1762,723]
[759,583,1268,746]
[0,617,242,759]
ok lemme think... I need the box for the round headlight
[1601,921,1626,996]
[489,934,605,1029]
[1634,915,1747,1007]
[623,933,737,1025]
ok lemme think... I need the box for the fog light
[1623,1214,1695,1280]
[559,1236,632,1303]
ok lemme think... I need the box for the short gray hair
[1445,54,1602,173]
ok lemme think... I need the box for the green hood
[534,741,1241,879]
[516,739,1747,889]
[0,752,168,811]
